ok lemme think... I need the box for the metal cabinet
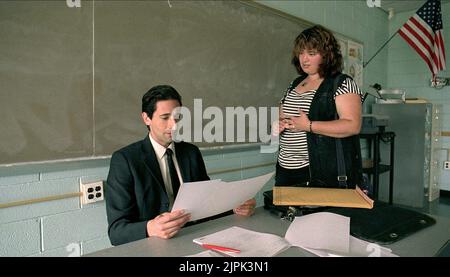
[372,103,441,208]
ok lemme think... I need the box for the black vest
[286,73,363,188]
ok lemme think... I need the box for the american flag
[398,0,446,76]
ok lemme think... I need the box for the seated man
[105,85,256,246]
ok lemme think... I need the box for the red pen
[201,243,241,253]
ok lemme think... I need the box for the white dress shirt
[149,134,183,209]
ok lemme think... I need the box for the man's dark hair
[142,85,182,119]
[291,25,343,77]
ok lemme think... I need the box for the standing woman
[275,25,363,188]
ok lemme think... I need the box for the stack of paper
[193,226,290,257]
[192,212,397,257]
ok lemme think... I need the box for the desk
[360,131,395,204]
[87,208,450,257]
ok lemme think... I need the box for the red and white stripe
[399,14,446,76]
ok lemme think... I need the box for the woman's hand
[285,108,309,131]
[273,106,290,136]
[272,118,290,136]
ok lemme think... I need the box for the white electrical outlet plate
[80,181,104,205]
[444,161,450,170]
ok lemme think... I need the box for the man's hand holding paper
[233,198,257,217]
[172,172,274,221]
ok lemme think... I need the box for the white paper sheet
[284,212,396,257]
[172,172,274,221]
[284,212,350,253]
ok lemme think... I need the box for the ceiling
[379,0,450,14]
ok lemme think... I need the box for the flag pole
[363,30,399,68]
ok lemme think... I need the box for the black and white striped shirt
[278,77,362,169]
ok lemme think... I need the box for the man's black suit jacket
[105,135,209,246]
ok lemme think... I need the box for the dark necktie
[165,148,180,197]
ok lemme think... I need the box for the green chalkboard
[0,0,306,164]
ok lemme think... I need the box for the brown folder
[273,186,374,209]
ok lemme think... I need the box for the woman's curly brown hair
[291,25,343,77]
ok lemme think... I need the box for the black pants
[275,163,310,186]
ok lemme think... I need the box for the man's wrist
[146,220,154,237]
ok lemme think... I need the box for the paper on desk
[191,213,397,257]
[285,212,397,257]
[285,212,350,253]
[172,172,274,221]
[193,226,290,257]
[303,236,397,257]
